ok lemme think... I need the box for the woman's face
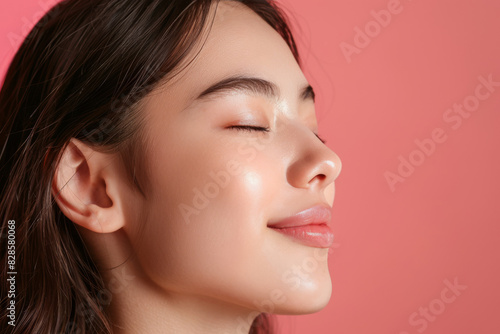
[127,1,341,315]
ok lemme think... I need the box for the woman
[0,0,341,333]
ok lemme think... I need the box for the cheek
[130,137,282,293]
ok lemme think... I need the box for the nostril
[311,173,326,184]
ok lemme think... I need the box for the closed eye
[228,125,326,144]
[227,125,270,132]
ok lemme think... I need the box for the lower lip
[269,224,334,248]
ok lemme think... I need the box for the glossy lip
[267,205,334,248]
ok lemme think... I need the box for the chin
[274,273,333,315]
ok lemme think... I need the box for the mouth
[267,205,334,248]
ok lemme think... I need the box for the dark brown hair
[0,0,300,333]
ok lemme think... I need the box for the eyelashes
[227,125,270,132]
[315,133,327,144]
[227,125,327,144]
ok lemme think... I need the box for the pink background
[2,0,499,333]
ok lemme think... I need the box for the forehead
[149,1,306,108]
[197,1,302,80]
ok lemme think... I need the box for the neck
[103,266,260,334]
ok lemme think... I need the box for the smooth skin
[52,1,342,333]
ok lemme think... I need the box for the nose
[286,128,342,191]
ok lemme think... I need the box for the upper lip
[267,204,332,229]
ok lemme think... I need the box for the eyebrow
[195,75,315,103]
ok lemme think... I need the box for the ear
[52,138,129,233]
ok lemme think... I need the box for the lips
[267,205,334,248]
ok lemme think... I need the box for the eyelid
[227,125,326,144]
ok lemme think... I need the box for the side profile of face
[115,0,341,318]
[121,1,343,313]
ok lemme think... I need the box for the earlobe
[52,138,126,233]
